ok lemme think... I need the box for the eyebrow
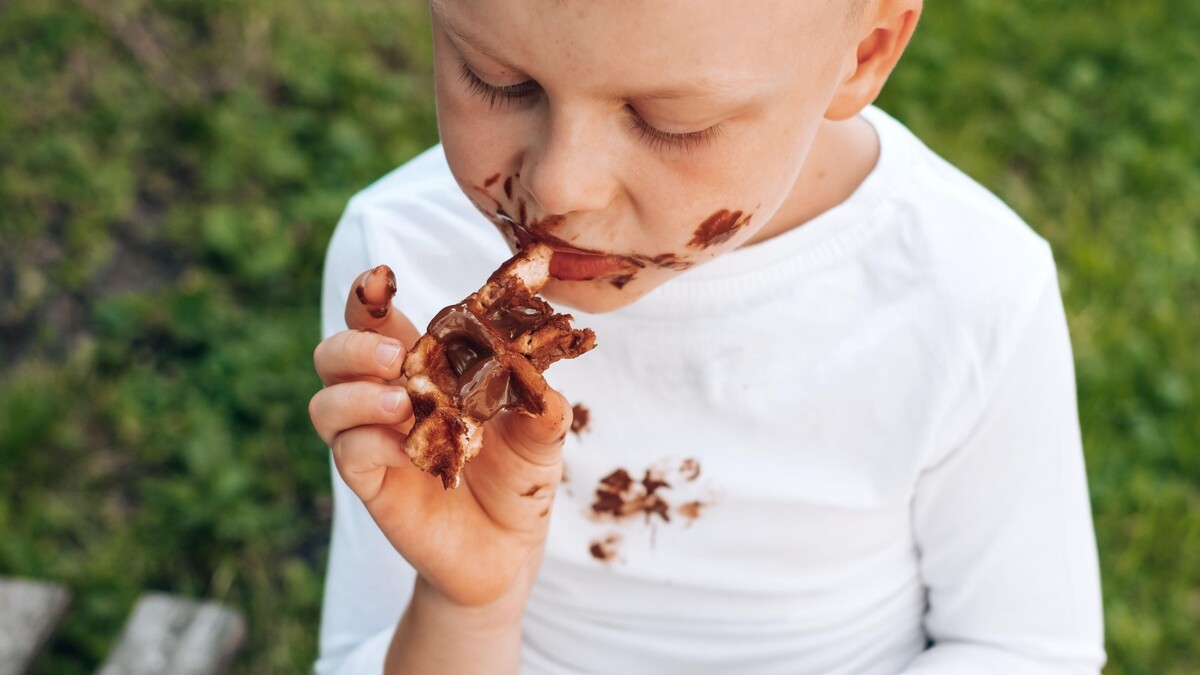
[431,1,758,104]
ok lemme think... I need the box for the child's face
[432,0,863,313]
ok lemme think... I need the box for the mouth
[498,211,641,282]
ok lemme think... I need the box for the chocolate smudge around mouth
[689,209,753,249]
[607,273,635,290]
[644,253,696,271]
[474,182,673,281]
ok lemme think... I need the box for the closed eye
[625,105,723,156]
[458,61,541,108]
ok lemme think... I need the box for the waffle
[403,243,596,488]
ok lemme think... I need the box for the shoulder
[859,108,1065,406]
[322,145,510,333]
[869,107,1057,331]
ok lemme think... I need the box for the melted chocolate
[484,294,551,340]
[457,357,515,419]
[428,303,515,419]
[445,340,486,377]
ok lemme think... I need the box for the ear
[826,0,923,121]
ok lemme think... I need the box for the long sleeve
[314,204,416,675]
[902,274,1106,673]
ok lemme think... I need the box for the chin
[541,277,659,315]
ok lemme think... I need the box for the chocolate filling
[427,297,553,419]
[485,294,551,340]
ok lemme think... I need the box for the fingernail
[380,390,405,414]
[376,343,402,367]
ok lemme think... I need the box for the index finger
[346,265,422,348]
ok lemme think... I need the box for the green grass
[1,0,1197,672]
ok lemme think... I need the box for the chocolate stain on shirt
[677,500,705,522]
[689,209,752,249]
[680,458,701,481]
[589,533,623,563]
[586,459,712,561]
[591,468,671,523]
[571,403,590,434]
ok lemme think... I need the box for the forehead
[433,0,843,95]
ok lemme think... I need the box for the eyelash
[458,61,722,155]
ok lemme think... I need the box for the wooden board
[0,577,72,675]
[96,593,245,675]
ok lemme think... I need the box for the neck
[745,114,881,247]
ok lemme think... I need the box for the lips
[548,250,635,281]
[502,218,637,282]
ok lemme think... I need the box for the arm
[902,274,1106,673]
[313,204,569,674]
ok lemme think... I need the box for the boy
[308,0,1106,672]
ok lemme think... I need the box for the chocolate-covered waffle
[403,243,597,489]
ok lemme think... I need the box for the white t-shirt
[314,107,1105,674]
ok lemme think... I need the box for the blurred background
[0,0,1195,673]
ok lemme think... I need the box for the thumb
[499,388,572,466]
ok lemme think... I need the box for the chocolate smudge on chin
[689,209,753,249]
[503,175,514,200]
[607,273,635,290]
[645,253,696,271]
[483,173,501,188]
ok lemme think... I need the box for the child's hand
[309,267,571,610]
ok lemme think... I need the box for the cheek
[434,76,525,185]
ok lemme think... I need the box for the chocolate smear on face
[571,403,590,434]
[689,209,753,249]
[608,273,635,289]
[645,253,695,271]
[503,175,513,200]
[483,173,501,187]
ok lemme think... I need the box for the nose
[518,105,618,217]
